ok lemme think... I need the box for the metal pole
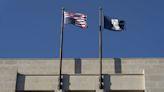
[99,7,103,89]
[58,7,64,90]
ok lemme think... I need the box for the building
[0,58,163,92]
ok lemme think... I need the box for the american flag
[64,11,87,28]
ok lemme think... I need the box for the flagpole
[99,7,103,89]
[58,7,64,90]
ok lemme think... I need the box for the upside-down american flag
[64,11,87,28]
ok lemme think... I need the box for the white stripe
[75,21,87,23]
[75,22,87,25]
[73,17,86,20]
[76,20,86,22]
[76,25,87,28]
[76,22,87,25]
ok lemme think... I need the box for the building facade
[0,58,163,92]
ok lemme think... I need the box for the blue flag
[104,16,125,31]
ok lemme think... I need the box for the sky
[0,0,164,58]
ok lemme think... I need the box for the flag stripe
[64,11,87,28]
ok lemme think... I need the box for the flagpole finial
[99,7,102,10]
[62,7,65,10]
